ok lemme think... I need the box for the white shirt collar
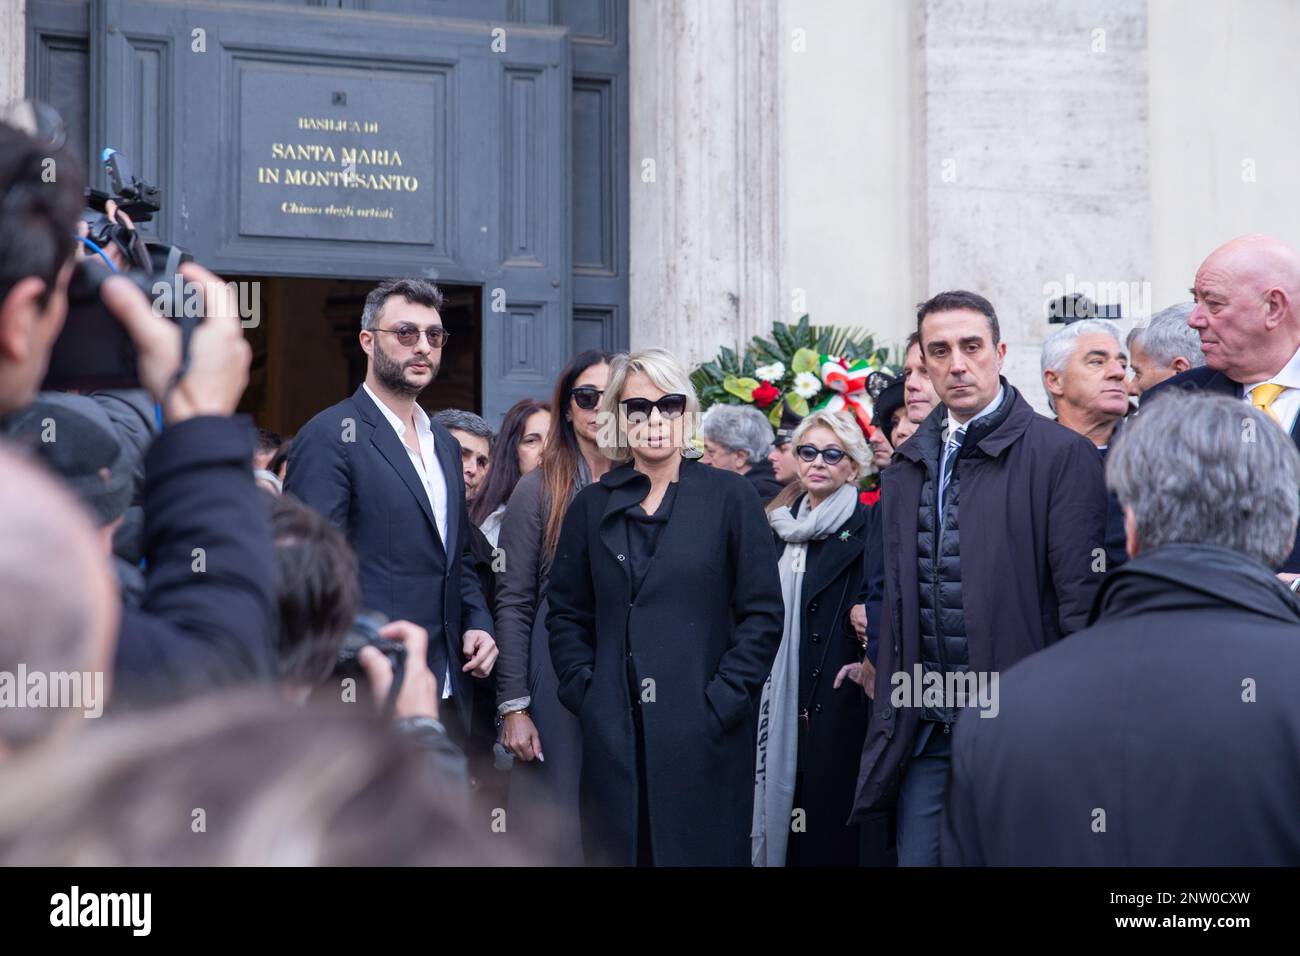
[946,384,1005,440]
[1244,342,1300,394]
[363,382,431,438]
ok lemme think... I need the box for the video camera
[42,145,197,392]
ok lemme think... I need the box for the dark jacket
[851,383,1107,820]
[285,386,494,729]
[943,543,1300,865]
[779,495,874,866]
[546,457,784,866]
[744,458,786,503]
[914,388,1018,724]
[493,465,588,864]
[1142,366,1300,571]
[863,496,886,663]
[113,416,278,708]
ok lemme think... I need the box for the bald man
[0,447,119,758]
[1144,234,1300,573]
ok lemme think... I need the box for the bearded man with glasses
[286,278,497,747]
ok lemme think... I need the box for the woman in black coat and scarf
[494,350,613,864]
[753,409,875,867]
[546,349,784,866]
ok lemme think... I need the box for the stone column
[627,0,783,367]
[1,0,25,110]
[918,0,1151,412]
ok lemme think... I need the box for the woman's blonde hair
[597,348,701,462]
[790,409,871,478]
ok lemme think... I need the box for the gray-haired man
[700,403,782,502]
[1041,319,1130,449]
[943,393,1300,864]
[433,409,494,503]
[1126,302,1204,397]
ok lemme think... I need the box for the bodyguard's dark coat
[779,496,874,866]
[943,544,1300,865]
[851,384,1107,820]
[546,458,784,866]
[1142,366,1300,571]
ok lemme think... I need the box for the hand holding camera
[103,261,250,424]
[357,619,440,723]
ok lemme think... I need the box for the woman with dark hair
[493,349,613,864]
[470,398,551,546]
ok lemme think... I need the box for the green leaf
[786,393,810,416]
[767,402,784,427]
[723,375,758,401]
[795,314,811,345]
[792,348,820,374]
[772,323,794,356]
[719,346,739,374]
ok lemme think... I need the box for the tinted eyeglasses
[795,443,848,465]
[373,324,450,348]
[570,386,604,410]
[620,394,688,422]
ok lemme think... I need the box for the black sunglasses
[620,394,688,422]
[373,324,450,348]
[796,443,848,465]
[570,386,604,410]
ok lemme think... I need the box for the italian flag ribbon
[813,355,875,436]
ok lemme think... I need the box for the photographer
[0,119,277,710]
[268,492,468,801]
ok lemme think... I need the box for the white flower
[793,371,821,399]
[754,362,785,382]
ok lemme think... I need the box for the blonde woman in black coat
[753,409,875,867]
[546,349,784,866]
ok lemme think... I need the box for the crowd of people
[2,118,1299,867]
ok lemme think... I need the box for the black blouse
[623,480,680,601]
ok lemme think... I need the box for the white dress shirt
[363,383,449,543]
[1242,343,1300,434]
[363,383,453,698]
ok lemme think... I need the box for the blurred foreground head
[1108,392,1300,566]
[0,692,527,865]
[0,444,118,756]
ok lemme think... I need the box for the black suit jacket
[285,386,494,726]
[1142,365,1300,571]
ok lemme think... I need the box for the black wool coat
[546,457,784,866]
[943,544,1300,865]
[851,384,1107,821]
[775,495,874,866]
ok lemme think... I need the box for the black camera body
[324,611,407,714]
[41,148,195,392]
[334,611,406,681]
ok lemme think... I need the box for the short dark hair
[255,427,283,458]
[360,278,444,330]
[906,331,921,352]
[269,493,360,686]
[0,123,84,308]
[916,290,1000,346]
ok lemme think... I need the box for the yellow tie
[1251,382,1286,423]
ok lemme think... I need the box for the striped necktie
[938,425,966,509]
